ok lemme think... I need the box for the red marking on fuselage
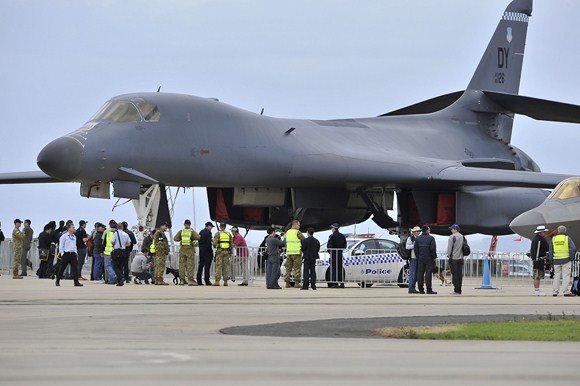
[200,149,209,155]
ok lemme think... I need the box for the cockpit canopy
[91,97,160,123]
[548,178,580,200]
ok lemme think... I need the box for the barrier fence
[1,239,579,289]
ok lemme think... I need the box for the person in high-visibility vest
[284,219,305,288]
[101,220,118,284]
[212,223,232,286]
[550,225,577,296]
[174,219,200,286]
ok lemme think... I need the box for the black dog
[165,267,180,285]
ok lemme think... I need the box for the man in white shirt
[406,226,421,294]
[110,223,130,287]
[56,223,83,287]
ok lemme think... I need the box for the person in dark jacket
[122,221,137,283]
[327,223,347,288]
[413,226,438,294]
[301,228,320,290]
[37,224,53,278]
[196,222,214,285]
[530,225,550,296]
[75,220,89,280]
[91,223,105,282]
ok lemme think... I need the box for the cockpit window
[99,102,141,122]
[90,101,111,121]
[131,98,161,122]
[549,179,580,200]
[91,98,161,123]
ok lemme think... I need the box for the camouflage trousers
[284,254,302,285]
[13,247,23,276]
[214,250,231,282]
[154,251,168,282]
[179,247,196,282]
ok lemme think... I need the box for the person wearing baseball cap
[447,224,464,295]
[173,219,200,286]
[75,220,89,281]
[197,221,215,285]
[327,222,346,288]
[12,219,25,279]
[212,223,232,286]
[152,222,170,285]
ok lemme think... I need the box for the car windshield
[91,99,161,123]
[548,178,580,200]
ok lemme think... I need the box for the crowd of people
[1,217,577,295]
[404,223,577,297]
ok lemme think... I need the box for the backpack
[462,237,471,256]
[398,243,411,260]
[397,241,411,260]
[452,234,470,257]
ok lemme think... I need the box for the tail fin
[467,0,532,94]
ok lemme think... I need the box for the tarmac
[0,275,579,385]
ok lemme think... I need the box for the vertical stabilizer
[467,0,532,94]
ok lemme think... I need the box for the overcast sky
[1,0,579,250]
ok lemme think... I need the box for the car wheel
[357,282,374,288]
[397,265,409,288]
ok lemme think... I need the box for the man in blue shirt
[56,223,83,287]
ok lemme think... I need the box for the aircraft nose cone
[37,137,84,180]
[510,209,546,239]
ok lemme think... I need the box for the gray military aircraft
[510,177,580,242]
[1,0,579,234]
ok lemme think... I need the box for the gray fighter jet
[1,0,579,234]
[510,177,580,242]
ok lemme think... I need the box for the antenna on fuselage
[157,86,161,92]
[260,108,264,115]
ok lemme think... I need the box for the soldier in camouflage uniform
[12,219,24,279]
[173,219,200,286]
[212,223,232,286]
[153,222,170,286]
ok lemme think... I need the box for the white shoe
[534,290,546,296]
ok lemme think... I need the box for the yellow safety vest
[149,237,156,254]
[552,235,570,260]
[181,228,193,246]
[219,232,230,250]
[103,229,113,256]
[286,229,301,255]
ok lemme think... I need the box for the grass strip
[377,319,580,341]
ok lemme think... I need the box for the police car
[282,234,408,288]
